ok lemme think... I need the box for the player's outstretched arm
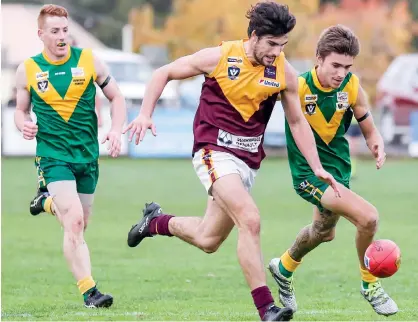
[94,54,127,157]
[14,63,38,140]
[281,60,340,197]
[354,85,386,169]
[124,46,221,145]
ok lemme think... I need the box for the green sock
[362,280,370,289]
[41,198,46,209]
[83,286,96,301]
[279,261,293,278]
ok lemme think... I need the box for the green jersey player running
[14,4,126,308]
[268,25,398,316]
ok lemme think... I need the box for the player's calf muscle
[289,225,316,261]
[169,217,227,253]
[289,214,338,261]
[288,224,326,261]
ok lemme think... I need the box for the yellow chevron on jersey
[298,68,359,145]
[24,48,96,122]
[208,40,287,122]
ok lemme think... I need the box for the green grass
[2,157,418,321]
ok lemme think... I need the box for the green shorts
[35,156,99,194]
[294,175,349,212]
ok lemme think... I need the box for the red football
[364,239,401,278]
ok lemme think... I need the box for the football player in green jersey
[14,4,126,308]
[268,25,398,316]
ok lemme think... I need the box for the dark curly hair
[246,1,296,38]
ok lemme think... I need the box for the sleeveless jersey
[24,46,98,163]
[192,39,287,169]
[286,68,359,187]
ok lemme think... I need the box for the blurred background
[1,0,418,158]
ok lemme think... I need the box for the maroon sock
[149,215,174,236]
[251,286,275,319]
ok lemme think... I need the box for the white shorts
[192,148,257,195]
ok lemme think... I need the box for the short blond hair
[38,4,69,28]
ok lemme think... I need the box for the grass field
[2,157,418,321]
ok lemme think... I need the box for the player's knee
[358,206,379,234]
[61,204,85,234]
[236,207,260,236]
[71,215,85,234]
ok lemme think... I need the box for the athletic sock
[42,196,55,216]
[251,285,275,319]
[77,276,96,300]
[360,265,378,288]
[149,215,174,236]
[279,250,302,278]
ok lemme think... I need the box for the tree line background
[5,0,418,100]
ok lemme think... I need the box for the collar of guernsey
[41,45,72,65]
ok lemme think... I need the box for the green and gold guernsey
[24,46,98,163]
[286,67,359,190]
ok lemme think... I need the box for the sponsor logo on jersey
[336,102,349,111]
[227,56,243,64]
[71,67,85,77]
[217,129,262,153]
[36,71,49,80]
[258,79,280,88]
[71,67,86,86]
[264,66,277,79]
[304,94,318,102]
[337,91,348,103]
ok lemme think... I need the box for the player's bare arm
[281,60,340,196]
[124,46,222,144]
[94,54,126,157]
[354,85,386,169]
[14,63,38,140]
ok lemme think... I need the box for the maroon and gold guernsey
[192,39,287,169]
